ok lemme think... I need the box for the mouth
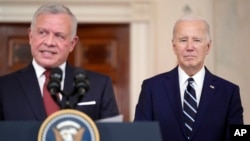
[184,55,195,58]
[40,50,57,57]
[184,55,196,61]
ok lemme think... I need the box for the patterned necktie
[183,78,197,140]
[43,69,60,116]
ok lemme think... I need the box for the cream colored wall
[214,0,250,124]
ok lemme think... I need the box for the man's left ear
[72,36,79,45]
[71,36,78,46]
[70,36,79,52]
[172,40,177,55]
[206,40,212,54]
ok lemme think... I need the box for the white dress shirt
[32,59,66,100]
[178,66,205,108]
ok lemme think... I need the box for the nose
[186,40,194,50]
[44,34,56,46]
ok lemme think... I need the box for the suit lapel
[191,68,216,138]
[17,64,47,120]
[164,67,187,137]
[63,64,74,95]
[61,64,76,108]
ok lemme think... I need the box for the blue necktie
[183,78,197,140]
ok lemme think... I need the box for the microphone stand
[54,87,88,110]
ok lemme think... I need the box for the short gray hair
[173,15,211,42]
[30,3,78,40]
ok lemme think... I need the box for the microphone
[73,68,89,96]
[47,67,62,102]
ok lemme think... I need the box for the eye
[55,33,65,40]
[193,38,201,42]
[180,39,187,42]
[38,30,47,36]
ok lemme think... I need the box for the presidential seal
[38,109,100,141]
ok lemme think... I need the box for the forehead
[35,13,72,31]
[174,20,206,37]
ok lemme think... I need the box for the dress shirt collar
[32,59,66,79]
[178,66,205,89]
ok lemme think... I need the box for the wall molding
[0,0,153,23]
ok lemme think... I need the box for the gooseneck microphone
[47,67,62,103]
[73,68,90,97]
[46,67,90,109]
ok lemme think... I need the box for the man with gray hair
[0,3,119,121]
[134,15,243,141]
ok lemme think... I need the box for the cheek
[201,48,209,56]
[30,44,39,58]
[173,45,178,55]
[29,39,38,52]
[174,47,184,57]
[30,36,42,47]
[60,43,74,55]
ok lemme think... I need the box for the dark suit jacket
[0,63,119,121]
[134,66,243,141]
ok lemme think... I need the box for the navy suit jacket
[0,63,119,121]
[134,66,243,141]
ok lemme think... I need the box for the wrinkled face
[172,20,211,75]
[29,13,78,68]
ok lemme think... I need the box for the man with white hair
[134,15,244,141]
